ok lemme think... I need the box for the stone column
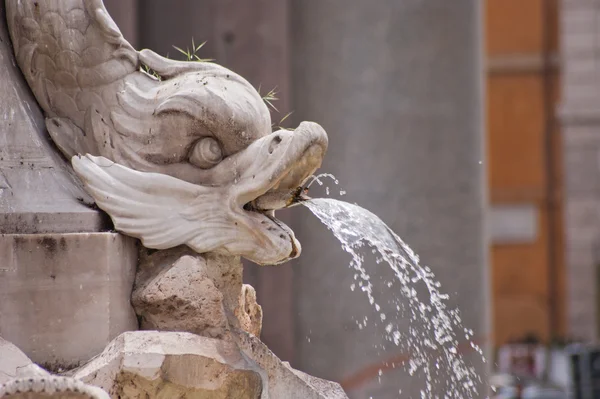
[290,1,488,397]
[559,0,600,342]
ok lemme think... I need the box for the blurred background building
[485,0,565,347]
[488,0,600,348]
[96,0,600,397]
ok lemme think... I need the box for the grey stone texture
[560,0,600,341]
[0,3,106,233]
[0,337,110,399]
[289,0,488,397]
[0,0,143,374]
[0,337,48,384]
[0,233,138,368]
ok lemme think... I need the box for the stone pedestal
[0,3,138,370]
[70,330,347,399]
[0,233,138,368]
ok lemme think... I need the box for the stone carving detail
[6,0,327,265]
[0,377,110,399]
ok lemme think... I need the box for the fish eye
[189,137,223,169]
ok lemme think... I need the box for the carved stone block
[0,233,138,368]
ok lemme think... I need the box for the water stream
[302,197,486,398]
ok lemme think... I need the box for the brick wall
[560,0,600,341]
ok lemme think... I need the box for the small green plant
[140,64,161,80]
[274,111,294,130]
[258,86,296,130]
[169,37,293,131]
[258,85,279,112]
[173,38,214,62]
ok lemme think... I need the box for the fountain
[0,1,487,398]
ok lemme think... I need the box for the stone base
[0,330,347,399]
[72,331,347,399]
[0,233,138,369]
[73,331,263,398]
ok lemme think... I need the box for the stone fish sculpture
[5,0,328,266]
[2,1,349,397]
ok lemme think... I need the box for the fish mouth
[226,121,328,265]
[70,122,328,266]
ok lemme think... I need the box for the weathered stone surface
[0,337,110,399]
[234,330,348,399]
[0,1,106,234]
[236,284,263,338]
[70,331,346,399]
[133,253,230,338]
[0,338,48,384]
[129,251,345,397]
[72,331,263,399]
[133,249,262,338]
[0,233,138,368]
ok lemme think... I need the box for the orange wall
[485,0,565,346]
